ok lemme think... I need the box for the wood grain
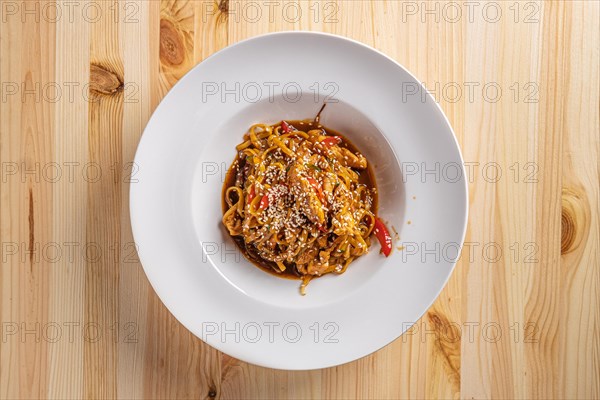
[0,1,598,399]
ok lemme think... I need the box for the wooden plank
[118,1,153,398]
[557,2,600,398]
[85,0,124,397]
[0,0,55,397]
[523,2,566,399]
[47,2,90,398]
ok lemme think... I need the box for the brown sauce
[221,119,378,279]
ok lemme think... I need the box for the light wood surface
[1,1,599,399]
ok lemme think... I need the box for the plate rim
[130,30,469,370]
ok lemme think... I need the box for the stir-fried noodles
[222,117,391,295]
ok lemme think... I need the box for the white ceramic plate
[131,32,468,370]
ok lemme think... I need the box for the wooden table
[1,1,598,398]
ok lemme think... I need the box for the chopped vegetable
[306,177,326,204]
[373,218,392,257]
[281,121,290,133]
[321,136,342,147]
[305,163,322,172]
[259,194,269,210]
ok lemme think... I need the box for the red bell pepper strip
[259,194,269,210]
[373,218,392,257]
[281,121,290,133]
[306,177,326,204]
[321,136,342,147]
